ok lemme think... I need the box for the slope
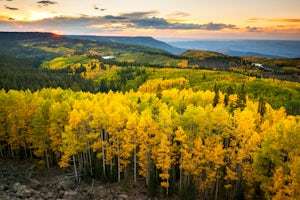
[66,35,185,55]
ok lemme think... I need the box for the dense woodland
[0,53,148,93]
[0,78,299,199]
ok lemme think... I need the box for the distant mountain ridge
[66,35,185,55]
[169,40,300,58]
[217,48,282,58]
[0,32,172,61]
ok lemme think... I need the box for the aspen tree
[59,100,89,179]
[174,126,188,191]
[123,111,139,183]
[49,101,70,159]
[156,134,172,196]
[6,90,29,157]
[106,93,130,182]
[0,90,8,157]
[153,103,174,196]
[31,97,53,169]
[137,108,158,186]
[254,113,300,200]
[230,104,261,199]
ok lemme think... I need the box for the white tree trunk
[73,154,78,182]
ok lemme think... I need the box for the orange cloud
[271,19,300,23]
[0,15,15,21]
[166,18,186,23]
[243,24,300,36]
[248,18,300,23]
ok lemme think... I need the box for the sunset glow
[0,0,299,40]
[28,11,58,21]
[50,30,62,36]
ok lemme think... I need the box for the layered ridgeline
[169,40,300,58]
[66,35,185,55]
[0,81,299,199]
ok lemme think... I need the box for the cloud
[199,22,237,30]
[119,11,158,19]
[132,17,169,29]
[248,18,263,22]
[90,11,236,31]
[4,5,18,10]
[248,18,300,23]
[131,17,236,30]
[104,15,127,20]
[246,26,262,32]
[93,5,106,11]
[167,11,190,18]
[272,19,300,23]
[0,12,238,34]
[36,0,57,7]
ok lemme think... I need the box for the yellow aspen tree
[161,88,180,108]
[6,90,29,158]
[123,111,139,183]
[206,135,225,200]
[189,90,215,108]
[100,91,117,175]
[0,90,8,158]
[152,103,175,196]
[31,96,52,169]
[59,124,81,181]
[174,126,189,190]
[190,136,205,189]
[71,98,93,173]
[106,93,130,183]
[156,134,172,196]
[270,167,291,200]
[180,104,208,192]
[88,94,108,177]
[181,104,205,138]
[288,154,300,199]
[76,98,94,176]
[24,90,36,159]
[138,78,189,93]
[254,113,300,200]
[59,99,89,180]
[205,105,239,198]
[204,104,231,136]
[137,108,158,186]
[231,105,261,199]
[49,101,70,159]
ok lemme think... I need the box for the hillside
[0,32,169,61]
[181,49,227,59]
[181,49,300,82]
[0,32,299,113]
[0,31,300,200]
[217,48,282,58]
[180,49,242,70]
[66,35,185,55]
[169,40,300,58]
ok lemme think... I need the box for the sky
[0,0,300,41]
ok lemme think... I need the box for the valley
[0,32,299,200]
